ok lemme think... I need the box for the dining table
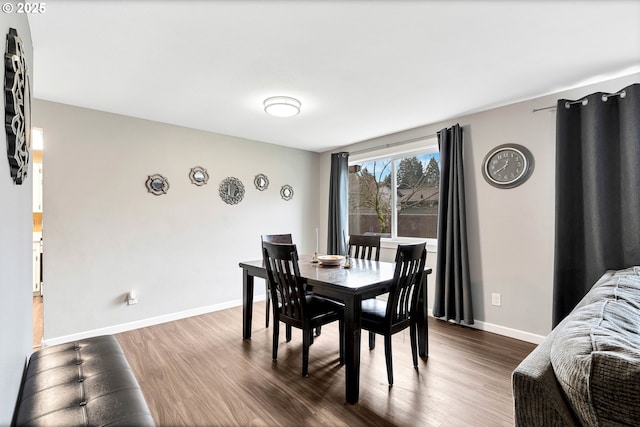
[239,255,432,404]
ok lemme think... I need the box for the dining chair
[261,234,293,328]
[348,234,381,261]
[361,242,427,385]
[262,241,344,377]
[349,234,382,347]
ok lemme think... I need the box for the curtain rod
[349,133,438,156]
[533,89,627,113]
[532,105,557,113]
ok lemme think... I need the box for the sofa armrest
[512,331,580,427]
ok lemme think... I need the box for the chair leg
[265,286,270,327]
[339,319,344,364]
[286,325,292,342]
[410,323,418,369]
[315,326,322,336]
[272,320,279,361]
[384,334,393,385]
[302,328,311,377]
[368,296,378,349]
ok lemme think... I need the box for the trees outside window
[349,149,440,239]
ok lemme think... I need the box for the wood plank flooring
[33,295,43,349]
[116,302,536,427]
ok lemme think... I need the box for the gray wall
[37,72,639,347]
[320,72,640,341]
[0,13,33,425]
[34,100,320,343]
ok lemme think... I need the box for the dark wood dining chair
[348,234,381,261]
[349,234,382,347]
[361,242,427,385]
[261,234,293,328]
[262,241,344,377]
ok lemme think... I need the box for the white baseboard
[41,296,266,347]
[465,319,545,344]
[428,309,545,344]
[43,296,543,347]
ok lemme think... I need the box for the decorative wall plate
[254,173,269,191]
[219,176,245,205]
[280,184,294,201]
[4,28,30,185]
[145,174,170,195]
[189,166,209,186]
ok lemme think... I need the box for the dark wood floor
[116,302,536,427]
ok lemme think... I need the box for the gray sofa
[513,267,640,426]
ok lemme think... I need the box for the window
[348,142,439,240]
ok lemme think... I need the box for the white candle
[342,230,348,255]
[315,228,319,253]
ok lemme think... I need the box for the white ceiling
[28,1,640,153]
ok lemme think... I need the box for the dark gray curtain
[327,152,349,255]
[553,83,640,327]
[433,124,474,324]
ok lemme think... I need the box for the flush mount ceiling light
[264,96,301,118]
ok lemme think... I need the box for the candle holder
[342,230,351,268]
[312,227,319,263]
[343,254,352,269]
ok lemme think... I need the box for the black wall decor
[4,28,30,185]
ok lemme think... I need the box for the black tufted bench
[13,335,155,426]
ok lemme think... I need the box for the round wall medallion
[145,174,170,195]
[254,173,269,191]
[189,166,209,186]
[280,184,294,201]
[4,28,30,185]
[482,144,534,189]
[219,177,245,205]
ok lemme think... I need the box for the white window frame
[348,137,439,248]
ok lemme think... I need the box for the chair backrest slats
[262,242,306,324]
[387,243,427,324]
[348,234,381,261]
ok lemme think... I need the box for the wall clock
[482,144,534,189]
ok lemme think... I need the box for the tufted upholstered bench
[13,334,155,426]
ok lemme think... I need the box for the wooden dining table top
[239,255,405,295]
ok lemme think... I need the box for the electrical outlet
[491,293,502,307]
[126,291,138,306]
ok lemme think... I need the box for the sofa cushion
[581,267,640,305]
[550,271,640,427]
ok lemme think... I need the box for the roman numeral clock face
[482,144,534,188]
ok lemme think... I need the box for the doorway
[32,127,44,348]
